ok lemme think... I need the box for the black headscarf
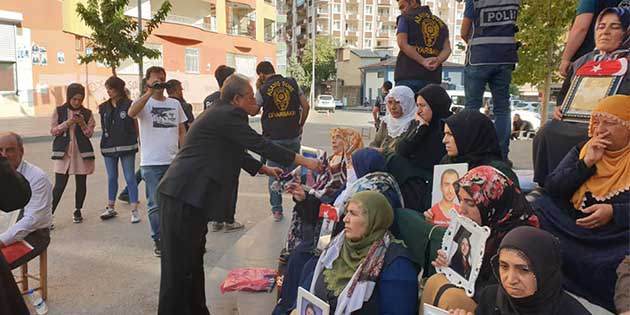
[66,83,85,104]
[444,109,502,167]
[493,226,564,315]
[417,84,453,130]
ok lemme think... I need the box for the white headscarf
[381,85,416,138]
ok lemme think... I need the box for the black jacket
[52,104,95,160]
[157,100,296,213]
[99,98,138,157]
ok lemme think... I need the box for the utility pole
[138,0,144,95]
[311,0,316,105]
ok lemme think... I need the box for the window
[333,21,341,31]
[185,48,200,73]
[0,62,16,91]
[365,21,372,30]
[365,5,373,15]
[364,39,372,47]
[332,4,341,13]
[377,71,384,78]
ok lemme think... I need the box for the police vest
[99,98,138,157]
[574,0,626,61]
[52,104,95,160]
[394,6,448,83]
[467,0,520,65]
[260,75,301,140]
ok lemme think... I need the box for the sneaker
[118,192,129,203]
[73,210,83,224]
[211,222,224,232]
[223,221,245,233]
[273,212,284,222]
[100,206,118,220]
[153,240,161,257]
[130,210,141,224]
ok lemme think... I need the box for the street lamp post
[311,0,316,106]
[138,0,144,95]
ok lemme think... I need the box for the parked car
[315,95,335,112]
[334,99,344,109]
[513,101,540,112]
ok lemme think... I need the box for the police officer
[255,61,310,222]
[395,0,452,93]
[461,0,520,161]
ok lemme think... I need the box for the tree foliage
[76,0,172,76]
[298,37,337,90]
[513,0,576,86]
[287,56,309,91]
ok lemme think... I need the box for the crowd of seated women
[270,15,629,312]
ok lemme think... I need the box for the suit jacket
[158,100,296,211]
[0,156,31,315]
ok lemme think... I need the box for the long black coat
[158,100,296,221]
[0,156,31,315]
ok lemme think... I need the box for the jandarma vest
[260,74,301,140]
[574,0,627,61]
[467,0,520,65]
[52,104,95,160]
[99,98,138,157]
[394,6,447,83]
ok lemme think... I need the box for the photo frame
[560,75,624,123]
[430,163,468,225]
[436,209,491,297]
[297,287,330,315]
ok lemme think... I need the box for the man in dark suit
[0,155,31,315]
[156,74,321,314]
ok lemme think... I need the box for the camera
[151,82,170,89]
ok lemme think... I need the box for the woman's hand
[552,106,563,121]
[423,209,434,222]
[576,203,614,229]
[583,131,612,167]
[431,249,449,268]
[285,181,306,202]
[449,309,473,315]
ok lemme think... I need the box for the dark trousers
[0,255,29,315]
[8,229,51,270]
[52,173,87,214]
[157,193,210,315]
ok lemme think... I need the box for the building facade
[0,0,278,117]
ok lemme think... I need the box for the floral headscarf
[454,166,539,283]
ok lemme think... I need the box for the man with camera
[129,66,187,257]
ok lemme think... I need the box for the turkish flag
[319,203,339,222]
[576,58,627,76]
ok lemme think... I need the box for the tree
[301,36,337,92]
[512,0,576,123]
[76,0,172,76]
[287,56,309,92]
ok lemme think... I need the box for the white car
[315,95,335,112]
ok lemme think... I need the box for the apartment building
[284,0,466,65]
[0,0,279,117]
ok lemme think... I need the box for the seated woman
[273,148,403,315]
[533,7,630,186]
[421,166,539,314]
[531,95,630,313]
[388,84,452,212]
[450,226,591,315]
[306,191,418,314]
[369,86,417,158]
[438,109,519,186]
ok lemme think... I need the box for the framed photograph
[436,209,491,297]
[297,287,329,315]
[561,75,624,123]
[424,303,449,315]
[430,163,468,224]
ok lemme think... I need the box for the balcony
[227,4,256,39]
[377,0,391,5]
[161,13,217,32]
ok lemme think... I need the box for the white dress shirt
[0,160,53,245]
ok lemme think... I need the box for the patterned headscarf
[454,166,539,281]
[572,95,630,209]
[330,128,364,163]
[381,86,417,137]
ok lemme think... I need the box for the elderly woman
[370,85,417,158]
[421,166,539,314]
[388,84,453,211]
[533,7,630,186]
[531,95,630,313]
[450,227,590,315]
[306,191,418,315]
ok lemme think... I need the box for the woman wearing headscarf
[388,84,452,211]
[533,7,630,186]
[50,83,96,224]
[531,95,630,312]
[273,148,404,315]
[369,86,417,158]
[421,166,539,314]
[449,234,472,281]
[440,109,518,186]
[450,226,591,315]
[307,191,418,315]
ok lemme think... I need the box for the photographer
[129,66,187,257]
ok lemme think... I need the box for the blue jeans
[267,136,301,214]
[464,64,514,159]
[395,79,430,93]
[120,169,143,196]
[103,154,138,203]
[141,165,169,242]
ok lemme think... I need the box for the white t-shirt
[136,97,187,166]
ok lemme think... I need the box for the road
[13,109,533,314]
